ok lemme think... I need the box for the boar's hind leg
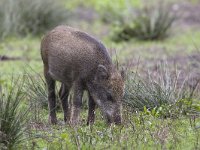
[44,68,57,124]
[87,93,96,125]
[70,81,84,125]
[59,83,70,123]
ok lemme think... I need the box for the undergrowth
[124,63,200,118]
[0,78,29,149]
[0,68,199,149]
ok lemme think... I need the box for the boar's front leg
[87,93,96,125]
[70,80,83,125]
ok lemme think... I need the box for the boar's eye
[107,92,114,102]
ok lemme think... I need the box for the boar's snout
[104,104,122,125]
[114,114,122,125]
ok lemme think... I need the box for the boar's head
[88,65,125,125]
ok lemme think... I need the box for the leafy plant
[0,78,29,149]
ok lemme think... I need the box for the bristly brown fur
[41,25,125,125]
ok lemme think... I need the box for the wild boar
[41,25,125,125]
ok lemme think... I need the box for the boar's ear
[121,68,126,81]
[96,65,109,81]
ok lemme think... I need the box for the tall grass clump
[113,3,176,42]
[25,72,64,123]
[0,0,68,38]
[25,74,48,109]
[0,78,29,149]
[124,64,198,116]
[24,73,48,123]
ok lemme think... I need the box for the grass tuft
[0,77,29,149]
[112,3,176,42]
